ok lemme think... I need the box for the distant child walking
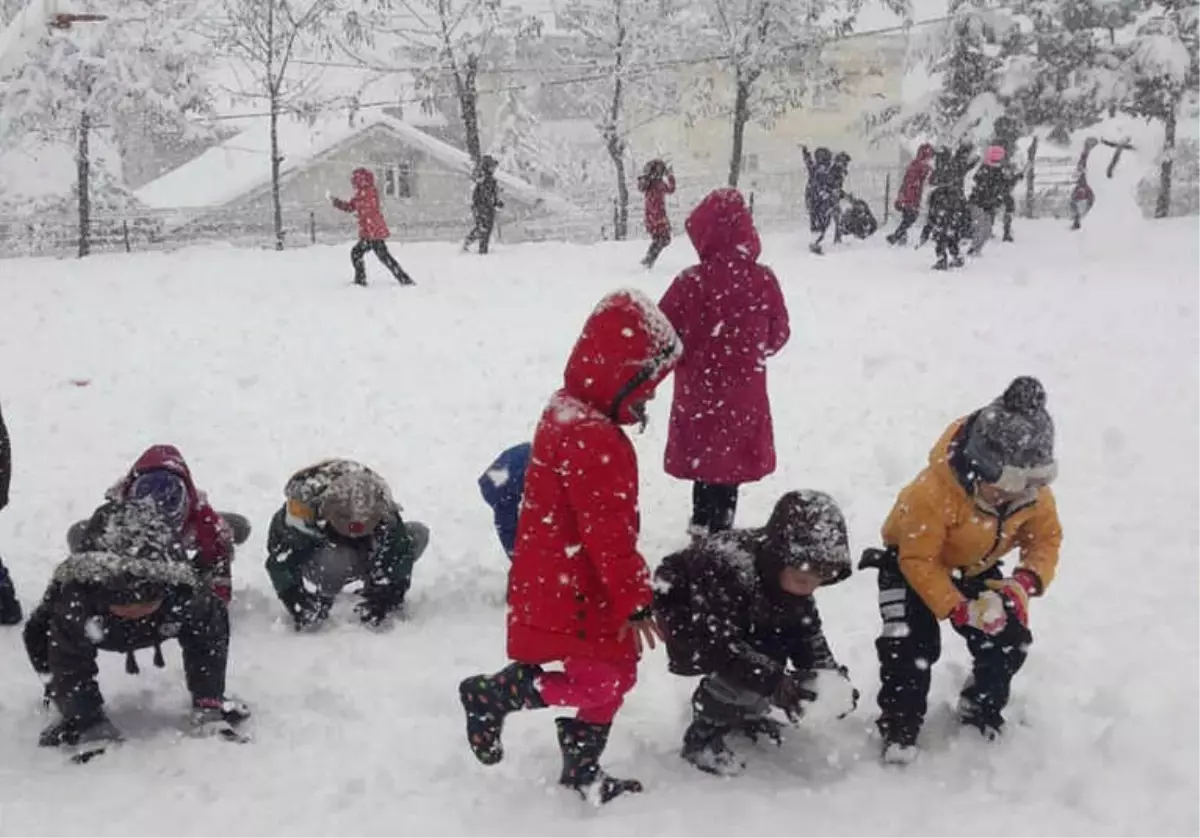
[331,168,415,287]
[637,159,676,268]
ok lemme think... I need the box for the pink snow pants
[536,657,637,725]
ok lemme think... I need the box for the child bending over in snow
[653,490,858,776]
[861,376,1062,765]
[478,442,530,561]
[265,459,429,630]
[331,168,416,287]
[26,498,249,762]
[459,289,682,805]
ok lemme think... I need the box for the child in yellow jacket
[862,376,1062,763]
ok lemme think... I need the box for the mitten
[950,591,1007,635]
[771,672,818,720]
[355,585,404,627]
[985,571,1038,627]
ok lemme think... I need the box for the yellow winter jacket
[881,418,1063,620]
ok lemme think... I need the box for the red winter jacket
[506,290,682,665]
[896,144,934,210]
[640,172,676,239]
[659,188,790,485]
[109,445,234,602]
[333,168,390,240]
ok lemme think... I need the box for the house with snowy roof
[133,108,583,246]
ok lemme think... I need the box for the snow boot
[555,717,643,804]
[950,255,966,268]
[681,718,745,777]
[0,574,22,625]
[957,694,1004,741]
[878,714,920,765]
[39,714,124,762]
[933,257,948,271]
[459,662,545,766]
[191,697,252,742]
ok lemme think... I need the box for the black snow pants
[351,239,414,285]
[691,482,740,535]
[24,590,231,722]
[463,211,496,255]
[888,207,919,243]
[866,547,1031,747]
[642,234,671,268]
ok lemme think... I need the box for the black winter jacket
[653,534,841,699]
[0,401,10,510]
[969,165,1012,212]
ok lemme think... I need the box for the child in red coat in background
[459,289,682,805]
[887,143,934,245]
[331,168,415,287]
[638,158,676,268]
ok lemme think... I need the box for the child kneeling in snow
[477,442,530,560]
[25,498,249,761]
[653,490,858,776]
[265,459,429,630]
[458,289,682,805]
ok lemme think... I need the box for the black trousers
[351,239,413,285]
[642,234,670,268]
[889,208,919,242]
[873,553,1031,745]
[25,592,230,722]
[464,213,495,254]
[691,482,739,533]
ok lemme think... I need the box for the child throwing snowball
[331,168,415,287]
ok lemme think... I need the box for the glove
[771,671,819,720]
[355,585,404,627]
[950,591,1007,635]
[985,571,1038,628]
[191,697,251,741]
[280,587,331,631]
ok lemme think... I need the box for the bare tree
[340,0,539,170]
[555,0,684,240]
[216,0,337,250]
[0,0,214,257]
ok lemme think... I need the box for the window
[379,162,415,199]
[742,153,759,173]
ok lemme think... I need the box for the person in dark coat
[24,498,249,761]
[1070,138,1099,230]
[265,459,429,630]
[654,490,858,775]
[888,143,934,245]
[967,146,1011,256]
[0,401,20,624]
[478,442,531,560]
[922,146,973,270]
[331,168,415,286]
[837,195,878,240]
[463,155,504,255]
[637,158,676,268]
[802,146,844,254]
[658,189,790,537]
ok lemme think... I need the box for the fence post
[122,220,131,253]
[611,197,618,239]
[748,191,755,217]
[883,173,892,224]
[309,211,316,244]
[1023,137,1039,219]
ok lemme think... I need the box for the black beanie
[964,376,1055,482]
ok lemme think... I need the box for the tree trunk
[269,99,285,250]
[607,137,629,241]
[1023,136,1038,219]
[728,75,751,188]
[1155,104,1176,219]
[606,24,628,242]
[76,109,91,258]
[454,55,483,168]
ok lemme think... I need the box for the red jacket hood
[351,168,375,191]
[563,289,682,425]
[917,143,934,160]
[686,188,762,263]
[118,444,200,506]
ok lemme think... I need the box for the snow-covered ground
[0,216,1196,836]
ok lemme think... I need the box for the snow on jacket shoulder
[506,289,681,665]
[659,188,790,484]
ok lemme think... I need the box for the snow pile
[0,217,1195,835]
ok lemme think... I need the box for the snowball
[801,669,858,724]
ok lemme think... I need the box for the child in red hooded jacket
[638,158,676,269]
[331,168,416,287]
[887,143,934,245]
[458,289,682,806]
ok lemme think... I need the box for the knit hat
[758,490,852,587]
[321,471,391,538]
[963,376,1057,492]
[984,145,1006,166]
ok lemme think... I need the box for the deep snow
[0,216,1196,836]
